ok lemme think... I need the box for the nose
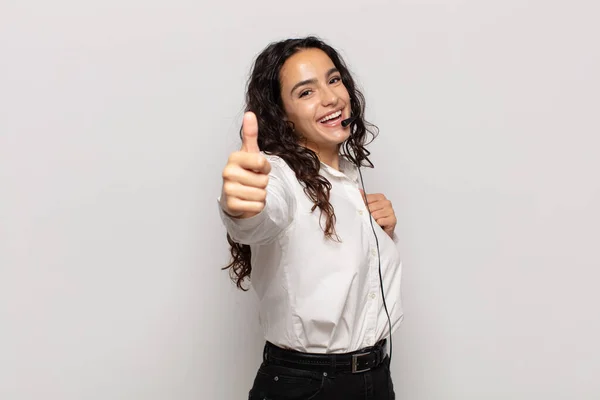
[320,85,338,107]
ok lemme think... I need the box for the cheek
[339,87,351,102]
[303,102,319,117]
[281,102,302,127]
[293,102,319,126]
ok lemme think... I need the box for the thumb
[241,112,260,153]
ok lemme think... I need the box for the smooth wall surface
[1,1,599,399]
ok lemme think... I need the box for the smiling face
[279,48,352,158]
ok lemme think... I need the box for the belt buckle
[352,352,371,373]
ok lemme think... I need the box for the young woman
[218,36,403,400]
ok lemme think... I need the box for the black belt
[263,339,387,374]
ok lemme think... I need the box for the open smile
[318,110,343,125]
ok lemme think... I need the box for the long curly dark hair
[223,36,379,290]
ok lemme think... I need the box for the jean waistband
[263,339,387,374]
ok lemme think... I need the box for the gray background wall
[1,0,598,399]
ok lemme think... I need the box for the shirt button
[371,249,377,256]
[366,338,373,346]
[358,210,364,215]
[370,293,376,300]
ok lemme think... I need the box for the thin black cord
[357,166,393,364]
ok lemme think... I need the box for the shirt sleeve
[217,157,295,246]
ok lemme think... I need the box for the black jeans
[248,350,395,399]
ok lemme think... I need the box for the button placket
[366,231,381,345]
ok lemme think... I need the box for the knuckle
[222,164,238,180]
[259,175,269,188]
[227,152,240,164]
[259,189,267,202]
[226,198,238,210]
[222,166,232,180]
[222,181,233,194]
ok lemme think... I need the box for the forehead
[280,48,336,84]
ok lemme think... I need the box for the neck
[305,144,340,170]
[319,151,340,170]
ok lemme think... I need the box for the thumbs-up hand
[220,112,271,218]
[359,189,397,239]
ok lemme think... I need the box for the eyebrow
[290,67,340,95]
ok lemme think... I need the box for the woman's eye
[330,76,341,84]
[299,90,312,98]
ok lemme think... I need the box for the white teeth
[319,110,341,123]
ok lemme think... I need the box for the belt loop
[331,353,336,375]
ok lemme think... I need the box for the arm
[217,112,294,245]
